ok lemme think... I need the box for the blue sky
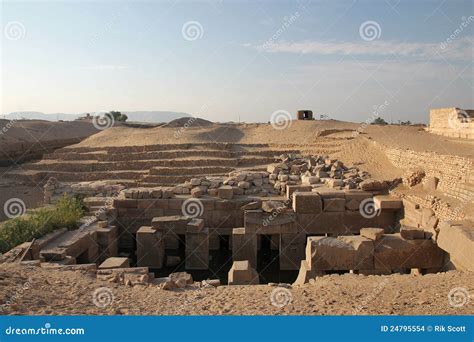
[1,0,473,123]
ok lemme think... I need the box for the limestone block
[373,196,403,209]
[136,226,165,269]
[305,236,374,271]
[95,225,119,259]
[218,186,234,199]
[316,188,346,199]
[191,187,203,198]
[327,179,344,188]
[374,234,445,272]
[323,198,346,212]
[232,228,257,268]
[301,175,320,185]
[292,192,322,213]
[187,218,204,232]
[423,176,439,191]
[286,185,312,200]
[280,232,306,270]
[262,200,286,213]
[400,226,426,240]
[401,199,422,227]
[152,216,190,249]
[169,272,193,285]
[345,191,372,211]
[185,226,209,270]
[98,257,130,269]
[293,260,325,285]
[360,228,384,241]
[228,260,259,285]
[437,221,474,271]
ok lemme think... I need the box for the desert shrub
[371,117,388,125]
[0,196,84,253]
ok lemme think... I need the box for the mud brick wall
[113,197,255,249]
[429,107,474,140]
[376,142,473,204]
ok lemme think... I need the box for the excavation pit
[106,188,447,285]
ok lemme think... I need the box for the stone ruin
[429,107,474,140]
[2,155,472,291]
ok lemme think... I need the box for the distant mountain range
[1,111,192,123]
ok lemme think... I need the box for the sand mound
[164,117,213,128]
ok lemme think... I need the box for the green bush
[0,196,85,253]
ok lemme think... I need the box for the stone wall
[113,196,256,249]
[374,141,473,206]
[428,107,474,140]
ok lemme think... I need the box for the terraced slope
[4,141,346,187]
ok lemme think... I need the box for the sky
[1,0,473,123]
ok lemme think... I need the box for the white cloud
[250,36,473,62]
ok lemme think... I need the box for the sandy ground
[0,263,472,315]
[0,119,98,150]
[72,120,473,157]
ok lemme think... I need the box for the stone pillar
[185,219,209,270]
[151,216,190,249]
[232,228,257,268]
[228,260,259,285]
[280,232,306,270]
[136,226,165,269]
